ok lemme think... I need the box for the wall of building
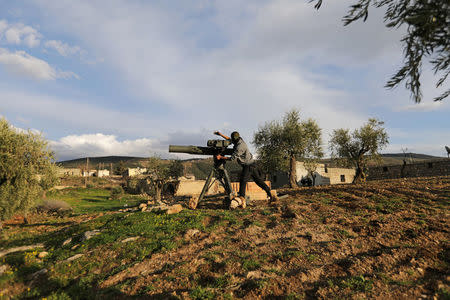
[57,168,81,177]
[271,162,355,188]
[367,159,450,180]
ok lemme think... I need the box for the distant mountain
[57,156,147,168]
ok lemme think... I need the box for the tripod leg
[199,168,214,204]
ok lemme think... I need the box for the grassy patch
[44,188,146,213]
[339,275,373,293]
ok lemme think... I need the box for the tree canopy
[312,0,450,103]
[329,118,389,183]
[253,109,323,188]
[0,118,58,225]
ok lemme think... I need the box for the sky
[0,0,449,161]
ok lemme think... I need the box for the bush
[0,118,57,225]
[110,186,124,200]
[36,199,72,216]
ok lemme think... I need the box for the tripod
[196,158,234,208]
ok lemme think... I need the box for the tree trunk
[289,154,297,188]
[155,184,162,202]
[353,160,365,183]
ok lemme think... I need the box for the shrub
[0,118,57,226]
[110,186,124,200]
[36,199,72,216]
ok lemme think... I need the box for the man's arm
[214,131,230,140]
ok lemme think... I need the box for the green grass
[44,187,146,213]
[1,208,209,299]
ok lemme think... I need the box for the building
[57,168,82,177]
[96,169,110,177]
[272,161,356,188]
[367,158,449,180]
[125,167,147,177]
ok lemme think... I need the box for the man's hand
[215,154,226,160]
[214,131,231,140]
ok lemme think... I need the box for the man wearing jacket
[214,131,278,206]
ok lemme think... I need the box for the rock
[29,268,48,280]
[121,237,139,243]
[282,205,298,218]
[0,265,7,275]
[139,203,147,209]
[417,267,424,275]
[82,230,100,241]
[66,254,84,262]
[62,238,72,246]
[188,196,199,210]
[246,271,264,279]
[71,245,79,250]
[166,204,183,215]
[141,206,147,212]
[184,229,200,239]
[37,252,49,259]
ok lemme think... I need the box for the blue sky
[0,0,448,161]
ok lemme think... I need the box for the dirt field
[0,176,449,299]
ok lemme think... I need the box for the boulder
[166,204,183,214]
[82,230,100,241]
[184,229,200,239]
[37,252,49,259]
[65,254,84,262]
[121,237,139,243]
[62,238,72,246]
[0,265,7,275]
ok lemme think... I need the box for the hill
[57,156,147,169]
[1,176,448,299]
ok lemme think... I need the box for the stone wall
[367,159,450,180]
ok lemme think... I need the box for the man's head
[231,131,240,144]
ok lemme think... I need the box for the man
[214,131,279,206]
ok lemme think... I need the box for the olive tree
[0,118,58,227]
[311,0,449,103]
[329,118,389,183]
[144,157,184,202]
[253,109,324,188]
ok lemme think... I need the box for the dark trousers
[239,164,271,197]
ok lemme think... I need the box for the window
[340,175,345,182]
[324,164,328,173]
[383,166,388,172]
[428,162,433,168]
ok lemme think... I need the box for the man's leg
[249,165,271,197]
[239,165,250,197]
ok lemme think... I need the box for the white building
[272,161,356,188]
[125,167,147,177]
[96,169,110,177]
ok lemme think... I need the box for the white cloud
[44,40,83,57]
[0,20,42,47]
[50,134,158,160]
[398,101,444,112]
[0,48,78,80]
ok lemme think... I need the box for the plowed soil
[101,176,450,299]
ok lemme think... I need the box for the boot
[269,190,279,204]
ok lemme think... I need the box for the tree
[329,118,389,183]
[253,109,324,188]
[114,160,127,176]
[168,160,184,179]
[144,156,171,202]
[303,159,320,186]
[0,118,57,227]
[312,0,450,103]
